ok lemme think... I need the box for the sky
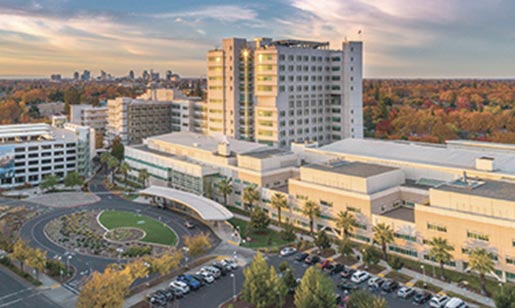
[0,0,514,79]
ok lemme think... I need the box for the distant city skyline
[1,0,515,78]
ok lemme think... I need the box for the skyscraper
[206,37,363,148]
[129,70,135,80]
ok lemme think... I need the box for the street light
[66,255,72,273]
[230,273,236,301]
[499,282,504,294]
[421,265,427,288]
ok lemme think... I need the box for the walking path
[37,272,77,307]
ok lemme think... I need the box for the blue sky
[1,0,514,78]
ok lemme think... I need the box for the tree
[337,237,354,257]
[64,171,83,188]
[27,248,46,279]
[107,156,119,183]
[64,87,81,114]
[280,221,296,242]
[183,233,212,257]
[347,289,387,308]
[335,210,356,238]
[270,193,289,224]
[494,285,515,308]
[294,266,336,308]
[281,265,297,293]
[278,261,290,273]
[428,237,454,280]
[372,223,394,260]
[362,244,381,266]
[77,266,128,308]
[217,178,233,206]
[148,249,183,277]
[100,151,112,170]
[118,161,131,185]
[138,168,149,187]
[242,185,259,210]
[40,174,59,192]
[468,248,495,295]
[10,240,30,271]
[250,207,270,233]
[302,200,320,234]
[242,252,285,308]
[110,136,124,161]
[314,230,332,251]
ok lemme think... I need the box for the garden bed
[385,271,413,283]
[359,263,385,274]
[228,218,292,249]
[333,255,359,266]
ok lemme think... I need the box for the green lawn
[228,217,291,249]
[98,210,177,246]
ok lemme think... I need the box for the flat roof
[149,132,268,155]
[306,161,398,178]
[240,148,293,159]
[320,139,515,175]
[140,186,233,221]
[382,207,415,223]
[0,123,77,144]
[435,180,515,202]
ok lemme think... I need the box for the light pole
[66,255,72,273]
[499,282,504,294]
[421,265,427,288]
[230,273,236,301]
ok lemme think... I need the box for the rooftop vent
[475,156,495,172]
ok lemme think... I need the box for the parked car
[430,295,450,308]
[397,286,415,299]
[211,262,230,275]
[294,252,309,262]
[305,255,321,265]
[169,280,190,294]
[214,261,232,272]
[413,290,432,304]
[195,271,215,284]
[177,274,201,290]
[280,247,297,257]
[168,287,184,299]
[381,280,399,293]
[338,281,359,292]
[221,258,239,270]
[445,297,468,308]
[201,266,221,279]
[340,268,356,280]
[184,221,195,229]
[351,270,370,283]
[368,276,385,289]
[155,289,174,301]
[317,259,332,269]
[330,263,345,275]
[190,273,206,287]
[148,292,167,306]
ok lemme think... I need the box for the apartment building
[70,104,107,147]
[206,37,363,147]
[125,133,515,282]
[0,123,94,188]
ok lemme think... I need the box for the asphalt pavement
[0,267,57,308]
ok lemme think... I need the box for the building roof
[149,132,268,155]
[139,186,233,221]
[320,139,515,176]
[0,123,77,144]
[306,161,398,178]
[381,207,415,223]
[240,148,293,159]
[435,180,515,202]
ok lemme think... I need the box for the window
[427,223,447,232]
[394,232,416,242]
[467,230,489,242]
[320,200,333,207]
[507,257,515,265]
[389,245,418,257]
[347,206,361,213]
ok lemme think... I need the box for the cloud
[148,5,257,22]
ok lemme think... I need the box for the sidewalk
[37,273,77,307]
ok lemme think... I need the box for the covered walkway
[139,185,233,221]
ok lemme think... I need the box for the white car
[445,297,468,308]
[430,295,450,308]
[397,286,415,299]
[367,276,382,287]
[169,280,190,294]
[201,266,221,279]
[222,259,238,270]
[196,271,215,284]
[350,270,370,283]
[280,247,297,257]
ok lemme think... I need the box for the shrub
[45,259,68,276]
[122,245,152,257]
[389,256,404,270]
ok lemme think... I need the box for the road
[0,267,57,308]
[16,173,219,294]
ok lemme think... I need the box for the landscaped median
[228,217,292,249]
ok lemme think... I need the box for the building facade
[0,123,94,188]
[206,37,363,147]
[70,104,107,148]
[125,133,515,283]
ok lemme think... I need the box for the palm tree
[335,210,356,238]
[428,237,454,280]
[99,151,111,170]
[106,156,119,183]
[372,223,394,260]
[468,248,495,295]
[242,185,259,211]
[217,178,233,206]
[119,161,131,185]
[138,168,150,187]
[337,237,354,257]
[270,193,288,224]
[302,200,320,234]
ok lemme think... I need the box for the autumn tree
[27,248,47,279]
[10,240,30,271]
[184,233,212,257]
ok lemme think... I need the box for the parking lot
[141,250,467,308]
